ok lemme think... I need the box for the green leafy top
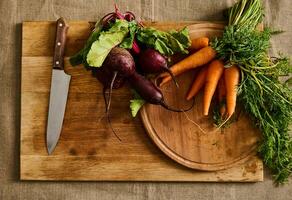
[119,21,138,49]
[69,21,103,67]
[227,0,263,30]
[86,19,129,67]
[211,26,271,67]
[212,0,292,184]
[136,27,191,56]
[70,20,190,68]
[129,90,145,117]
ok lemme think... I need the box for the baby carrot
[159,46,216,86]
[189,37,209,51]
[186,66,208,100]
[224,65,240,117]
[203,59,224,116]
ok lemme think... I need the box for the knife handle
[53,18,69,70]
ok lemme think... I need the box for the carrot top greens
[211,0,292,184]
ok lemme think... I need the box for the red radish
[138,49,178,87]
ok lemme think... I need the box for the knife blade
[46,18,70,155]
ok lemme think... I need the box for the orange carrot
[171,37,209,66]
[189,37,209,51]
[203,59,225,116]
[217,77,226,117]
[224,65,240,117]
[186,66,208,100]
[159,46,216,86]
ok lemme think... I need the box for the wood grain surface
[21,21,263,181]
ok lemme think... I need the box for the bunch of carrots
[159,37,240,120]
[158,0,292,184]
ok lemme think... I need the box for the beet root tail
[163,67,179,88]
[104,71,122,141]
[160,99,195,112]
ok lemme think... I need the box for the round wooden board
[140,23,261,171]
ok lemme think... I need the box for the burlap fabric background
[0,0,291,199]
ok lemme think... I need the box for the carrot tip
[159,77,171,87]
[186,96,192,101]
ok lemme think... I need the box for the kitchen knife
[46,18,70,155]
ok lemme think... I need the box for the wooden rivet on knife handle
[53,17,69,70]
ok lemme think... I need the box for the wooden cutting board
[140,23,261,171]
[20,20,263,181]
